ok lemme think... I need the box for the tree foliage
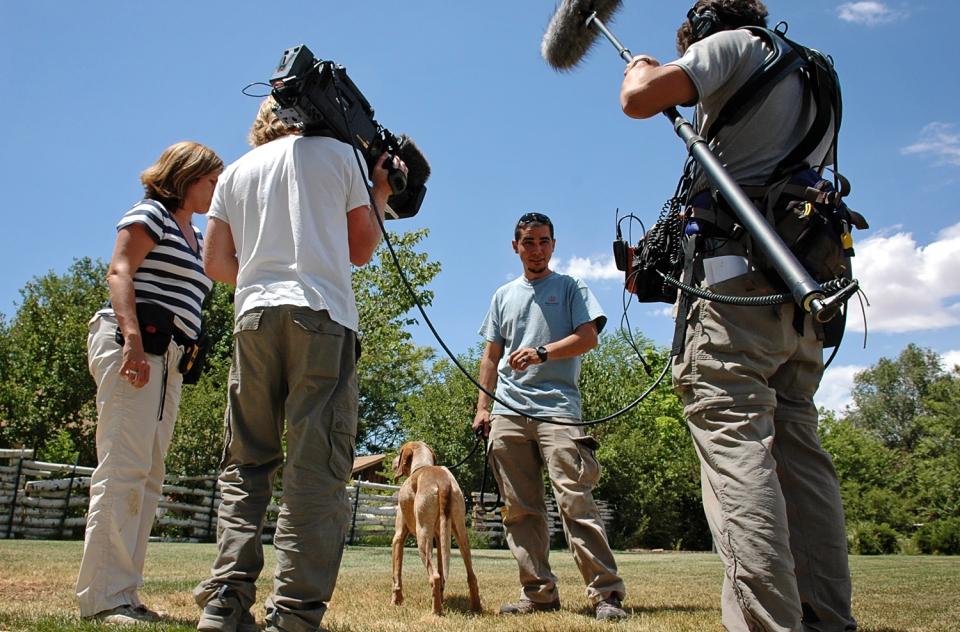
[0,257,108,463]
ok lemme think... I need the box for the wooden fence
[0,450,610,547]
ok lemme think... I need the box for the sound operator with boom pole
[617,2,857,631]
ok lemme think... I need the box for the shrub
[850,521,900,555]
[915,517,960,555]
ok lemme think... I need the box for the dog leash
[444,430,502,521]
[445,431,484,470]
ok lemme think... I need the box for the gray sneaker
[93,605,153,625]
[498,597,561,615]
[595,596,628,621]
[198,585,260,632]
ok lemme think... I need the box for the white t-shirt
[208,135,371,331]
[668,29,834,190]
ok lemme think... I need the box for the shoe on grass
[198,585,260,632]
[595,595,628,621]
[93,605,153,625]
[498,597,561,614]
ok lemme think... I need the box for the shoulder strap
[770,36,842,181]
[705,25,843,186]
[705,27,804,144]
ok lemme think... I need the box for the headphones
[687,7,723,42]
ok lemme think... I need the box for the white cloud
[553,255,622,281]
[818,364,864,413]
[942,349,960,373]
[837,1,907,25]
[902,122,960,167]
[847,222,960,332]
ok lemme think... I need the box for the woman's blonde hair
[248,96,298,147]
[140,141,223,211]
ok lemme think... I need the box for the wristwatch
[536,345,549,362]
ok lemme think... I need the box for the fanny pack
[114,303,208,382]
[115,302,175,355]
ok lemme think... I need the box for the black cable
[445,432,483,470]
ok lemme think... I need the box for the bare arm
[203,217,238,285]
[507,320,599,371]
[620,56,698,120]
[106,224,155,388]
[472,340,504,437]
[347,153,405,266]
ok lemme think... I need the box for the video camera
[269,45,429,219]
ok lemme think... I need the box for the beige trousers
[76,312,183,617]
[488,414,626,605]
[673,268,855,632]
[193,306,358,632]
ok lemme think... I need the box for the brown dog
[391,441,481,615]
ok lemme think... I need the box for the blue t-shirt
[479,272,606,418]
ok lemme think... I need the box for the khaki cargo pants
[673,269,856,632]
[488,414,626,605]
[194,306,358,632]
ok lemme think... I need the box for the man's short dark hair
[676,0,768,54]
[515,212,555,240]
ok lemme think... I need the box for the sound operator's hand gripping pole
[564,9,843,322]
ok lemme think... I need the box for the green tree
[0,258,108,463]
[353,228,440,453]
[849,343,945,450]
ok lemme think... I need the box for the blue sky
[2,1,958,413]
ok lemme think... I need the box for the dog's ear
[426,444,436,465]
[393,444,412,477]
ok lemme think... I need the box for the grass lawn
[0,541,958,631]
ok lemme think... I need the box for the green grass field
[0,541,958,631]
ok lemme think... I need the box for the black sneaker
[499,597,561,615]
[198,585,259,632]
[595,596,628,621]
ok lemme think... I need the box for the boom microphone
[540,2,851,323]
[542,0,624,69]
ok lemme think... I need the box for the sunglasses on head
[517,212,552,225]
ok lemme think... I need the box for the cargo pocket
[234,309,263,334]
[328,404,358,482]
[572,435,601,487]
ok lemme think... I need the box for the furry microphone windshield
[541,0,624,69]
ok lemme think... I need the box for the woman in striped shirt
[77,141,223,625]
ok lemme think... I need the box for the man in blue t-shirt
[472,212,627,621]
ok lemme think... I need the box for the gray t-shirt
[668,29,834,191]
[479,272,606,418]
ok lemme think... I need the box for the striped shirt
[114,200,213,341]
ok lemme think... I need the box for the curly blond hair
[248,97,299,147]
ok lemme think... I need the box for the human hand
[624,54,660,75]
[372,152,408,198]
[119,338,151,388]
[472,409,491,438]
[508,346,541,372]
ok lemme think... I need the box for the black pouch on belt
[114,302,175,355]
[178,334,209,385]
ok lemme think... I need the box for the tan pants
[673,269,855,632]
[488,414,625,605]
[77,312,183,617]
[194,306,358,632]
